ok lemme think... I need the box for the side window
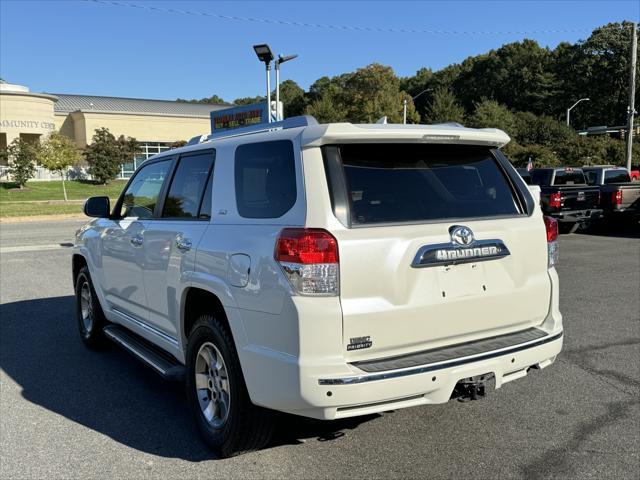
[199,172,213,220]
[234,140,296,218]
[120,160,171,218]
[162,151,215,219]
[584,171,597,185]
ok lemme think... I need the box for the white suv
[73,116,563,457]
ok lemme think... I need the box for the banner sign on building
[210,103,269,132]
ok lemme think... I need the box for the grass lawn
[0,180,127,202]
[0,202,87,217]
[0,180,126,217]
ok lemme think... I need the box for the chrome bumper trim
[318,331,563,386]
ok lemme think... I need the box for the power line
[84,0,596,36]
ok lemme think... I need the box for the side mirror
[84,196,111,218]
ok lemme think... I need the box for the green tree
[84,128,122,184]
[305,93,347,123]
[117,135,140,167]
[169,140,187,149]
[277,79,306,118]
[454,39,557,115]
[6,138,37,188]
[341,64,419,123]
[176,94,226,104]
[426,87,465,124]
[37,132,81,200]
[554,22,639,128]
[468,99,517,136]
[233,95,266,105]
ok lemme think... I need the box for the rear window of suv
[324,144,521,225]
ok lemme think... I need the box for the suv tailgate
[323,143,551,362]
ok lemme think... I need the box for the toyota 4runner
[73,116,563,457]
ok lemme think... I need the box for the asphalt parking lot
[1,219,638,479]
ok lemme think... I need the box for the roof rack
[187,115,318,145]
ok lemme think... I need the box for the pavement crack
[520,399,639,479]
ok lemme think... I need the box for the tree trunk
[61,171,68,202]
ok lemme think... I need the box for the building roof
[50,93,228,118]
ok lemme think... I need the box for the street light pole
[625,22,637,171]
[266,63,272,123]
[566,98,590,127]
[253,44,275,123]
[275,54,298,122]
[403,88,432,124]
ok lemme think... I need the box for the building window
[119,141,171,179]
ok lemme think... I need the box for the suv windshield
[325,144,521,225]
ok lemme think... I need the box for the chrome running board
[103,325,185,382]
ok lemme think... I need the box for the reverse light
[549,192,562,209]
[612,190,623,205]
[275,228,339,295]
[543,216,559,268]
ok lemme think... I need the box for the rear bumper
[548,209,603,223]
[241,269,564,420]
[244,328,562,420]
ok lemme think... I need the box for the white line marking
[0,244,73,254]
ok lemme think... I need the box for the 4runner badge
[411,226,511,268]
[347,336,373,351]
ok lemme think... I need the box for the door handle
[176,236,192,252]
[130,234,143,247]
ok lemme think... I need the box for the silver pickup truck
[73,116,563,457]
[582,166,640,223]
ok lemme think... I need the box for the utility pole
[626,22,637,171]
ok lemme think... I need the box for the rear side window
[553,170,586,185]
[162,151,214,219]
[583,170,597,185]
[604,169,630,184]
[326,144,521,225]
[234,140,296,218]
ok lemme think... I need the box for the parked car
[530,167,602,233]
[73,117,563,457]
[516,167,533,184]
[630,164,640,182]
[582,166,640,223]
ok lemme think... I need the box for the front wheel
[75,266,107,349]
[186,315,275,457]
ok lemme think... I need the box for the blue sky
[1,0,638,101]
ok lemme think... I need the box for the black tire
[75,266,107,349]
[186,315,275,458]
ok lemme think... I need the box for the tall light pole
[625,22,637,171]
[275,53,298,121]
[253,44,274,123]
[403,88,432,124]
[566,98,590,127]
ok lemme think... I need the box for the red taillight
[275,228,339,264]
[544,216,558,243]
[549,192,562,209]
[612,190,623,205]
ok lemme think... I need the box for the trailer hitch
[452,374,495,402]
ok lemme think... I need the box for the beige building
[0,80,225,178]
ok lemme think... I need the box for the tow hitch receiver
[452,374,495,402]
